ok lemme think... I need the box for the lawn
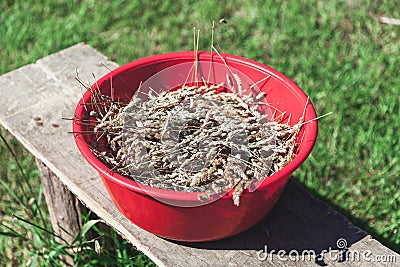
[1,0,399,265]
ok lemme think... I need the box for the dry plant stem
[207,21,215,83]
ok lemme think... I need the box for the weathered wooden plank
[35,159,87,243]
[36,159,85,267]
[0,43,398,267]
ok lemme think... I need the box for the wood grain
[36,159,87,243]
[0,43,398,267]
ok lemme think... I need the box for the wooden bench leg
[35,159,87,244]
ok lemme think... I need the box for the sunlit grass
[0,1,399,265]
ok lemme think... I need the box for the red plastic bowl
[73,51,318,242]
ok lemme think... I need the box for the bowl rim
[73,51,318,202]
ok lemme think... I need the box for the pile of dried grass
[83,82,303,206]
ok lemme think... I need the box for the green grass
[1,0,399,264]
[0,128,155,267]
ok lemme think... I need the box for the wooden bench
[0,43,398,267]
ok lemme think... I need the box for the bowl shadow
[175,179,367,263]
